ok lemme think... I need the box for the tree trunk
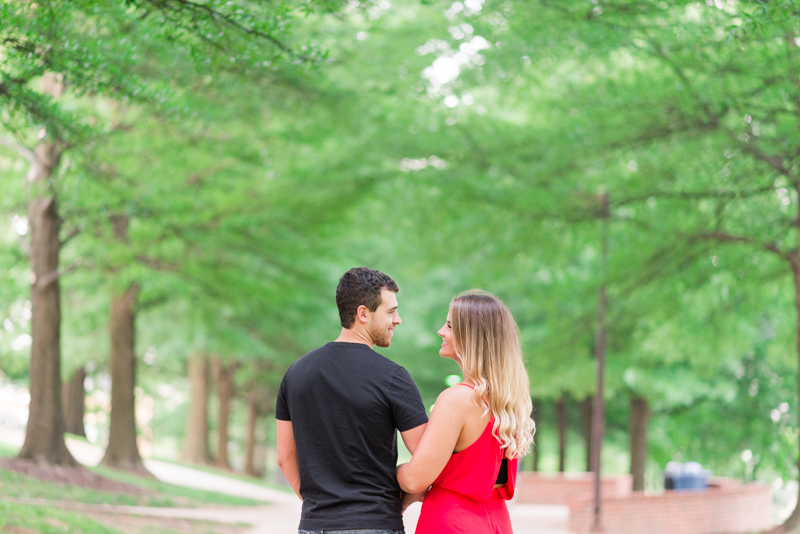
[183,353,211,464]
[18,73,77,466]
[214,358,237,471]
[62,367,86,437]
[783,251,800,533]
[581,397,593,472]
[244,393,258,477]
[556,395,568,473]
[629,395,649,492]
[100,280,150,475]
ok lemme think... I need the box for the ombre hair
[450,290,535,459]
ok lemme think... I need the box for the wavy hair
[450,290,535,459]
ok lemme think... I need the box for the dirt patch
[82,512,249,534]
[0,459,149,497]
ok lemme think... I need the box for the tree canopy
[1,0,799,527]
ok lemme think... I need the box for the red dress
[415,385,517,534]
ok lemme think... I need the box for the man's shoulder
[368,351,412,381]
[284,342,409,382]
[283,345,330,375]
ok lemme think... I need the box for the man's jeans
[299,530,405,534]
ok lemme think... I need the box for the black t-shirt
[275,342,428,531]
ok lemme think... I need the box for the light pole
[589,192,609,533]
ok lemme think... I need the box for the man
[277,267,428,534]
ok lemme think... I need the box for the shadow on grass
[0,440,260,508]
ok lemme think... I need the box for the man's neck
[334,328,373,348]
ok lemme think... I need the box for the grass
[0,500,124,534]
[0,439,261,507]
[0,465,260,508]
[0,500,244,534]
[0,440,19,458]
[92,466,262,506]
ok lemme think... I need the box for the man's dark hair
[336,267,399,329]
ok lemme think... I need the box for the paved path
[142,460,297,505]
[0,426,570,533]
[3,497,568,534]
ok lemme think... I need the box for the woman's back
[430,383,516,502]
[396,290,533,534]
[413,383,517,534]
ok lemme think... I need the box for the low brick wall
[568,479,773,534]
[515,472,632,506]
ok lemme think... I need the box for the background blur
[0,0,797,532]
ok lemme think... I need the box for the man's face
[367,289,401,348]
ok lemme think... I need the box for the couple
[276,267,534,534]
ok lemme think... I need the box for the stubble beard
[369,322,392,348]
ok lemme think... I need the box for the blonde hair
[450,290,535,459]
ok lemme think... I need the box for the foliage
[1,0,799,506]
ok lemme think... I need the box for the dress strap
[457,382,491,410]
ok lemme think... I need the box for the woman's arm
[396,386,470,493]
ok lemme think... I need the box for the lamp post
[589,192,609,533]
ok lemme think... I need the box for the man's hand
[401,489,428,513]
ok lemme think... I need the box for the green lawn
[94,465,262,506]
[0,465,260,508]
[0,500,124,534]
[0,439,261,507]
[0,466,225,508]
[0,441,19,458]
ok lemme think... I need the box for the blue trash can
[664,461,710,492]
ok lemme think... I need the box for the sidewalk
[3,496,569,534]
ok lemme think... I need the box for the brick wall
[516,472,632,506]
[568,479,773,534]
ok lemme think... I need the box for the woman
[397,290,534,534]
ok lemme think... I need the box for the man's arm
[397,387,467,493]
[399,422,428,511]
[276,419,302,501]
[400,422,427,455]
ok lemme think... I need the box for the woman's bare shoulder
[435,384,477,409]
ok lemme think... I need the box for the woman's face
[437,312,457,361]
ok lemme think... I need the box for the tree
[62,366,86,437]
[1,0,364,466]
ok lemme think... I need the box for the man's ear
[355,305,370,324]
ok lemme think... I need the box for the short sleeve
[275,373,291,421]
[388,367,428,432]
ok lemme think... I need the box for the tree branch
[0,136,35,163]
[653,395,710,417]
[614,185,778,207]
[60,226,82,247]
[135,255,180,272]
[32,262,81,289]
[726,129,791,176]
[688,231,786,259]
[140,0,295,56]
[138,295,169,310]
